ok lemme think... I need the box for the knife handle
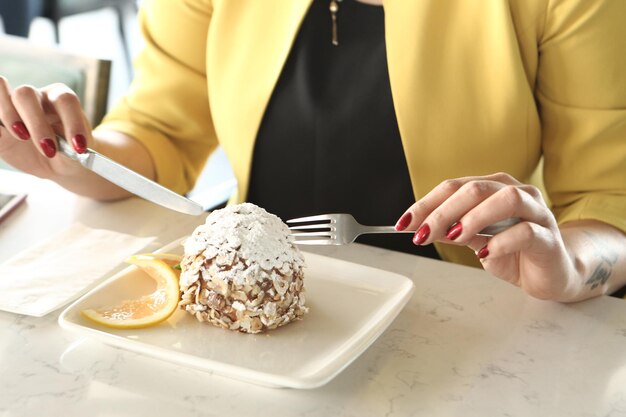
[55,135,80,160]
[0,121,80,161]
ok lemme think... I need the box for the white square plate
[58,238,414,389]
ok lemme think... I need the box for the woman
[0,0,624,302]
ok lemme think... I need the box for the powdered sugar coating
[180,203,304,288]
[178,203,307,333]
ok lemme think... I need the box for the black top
[247,0,439,259]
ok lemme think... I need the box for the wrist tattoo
[583,231,618,290]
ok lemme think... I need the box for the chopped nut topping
[178,203,308,333]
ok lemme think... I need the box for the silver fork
[287,213,521,245]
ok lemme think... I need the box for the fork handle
[477,217,521,236]
[363,226,412,234]
[362,218,521,237]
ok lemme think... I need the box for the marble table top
[1,170,625,417]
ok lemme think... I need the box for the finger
[41,84,91,154]
[481,172,523,186]
[396,176,486,235]
[453,185,556,246]
[422,181,550,246]
[422,180,510,244]
[465,235,490,254]
[11,85,58,158]
[477,221,560,264]
[0,77,31,141]
[397,173,523,232]
[404,178,521,245]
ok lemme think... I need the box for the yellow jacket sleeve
[96,0,216,194]
[537,0,626,233]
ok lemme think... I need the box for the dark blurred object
[0,0,136,76]
[0,0,44,37]
[611,285,626,299]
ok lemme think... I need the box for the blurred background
[0,0,235,209]
[0,0,140,110]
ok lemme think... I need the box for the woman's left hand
[396,172,580,301]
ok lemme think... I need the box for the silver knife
[54,135,205,215]
[0,119,204,216]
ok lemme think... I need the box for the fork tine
[288,224,333,231]
[286,214,334,223]
[291,231,333,238]
[291,239,336,245]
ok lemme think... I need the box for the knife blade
[53,135,205,216]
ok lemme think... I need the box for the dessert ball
[179,203,307,333]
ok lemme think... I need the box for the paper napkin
[0,223,155,317]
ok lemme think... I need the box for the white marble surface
[1,170,626,417]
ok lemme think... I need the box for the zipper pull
[329,0,340,46]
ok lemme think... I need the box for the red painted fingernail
[395,212,412,231]
[12,121,30,140]
[71,134,87,154]
[446,222,463,240]
[413,224,430,245]
[477,245,489,259]
[39,138,57,158]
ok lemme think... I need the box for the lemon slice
[134,252,182,266]
[81,253,182,329]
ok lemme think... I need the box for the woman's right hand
[0,76,93,179]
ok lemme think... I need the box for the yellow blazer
[98,0,626,267]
